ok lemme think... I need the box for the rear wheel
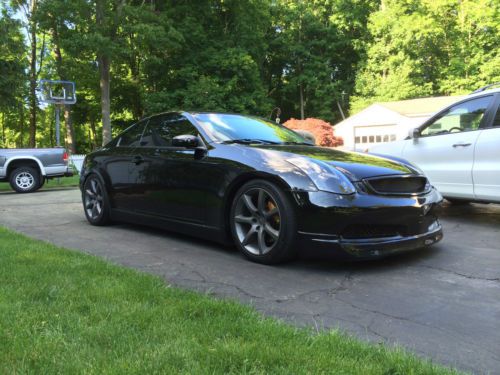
[9,166,41,193]
[230,179,297,264]
[83,175,111,226]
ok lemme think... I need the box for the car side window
[420,95,493,137]
[492,101,500,127]
[117,120,148,147]
[147,114,198,147]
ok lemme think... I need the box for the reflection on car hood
[250,144,414,180]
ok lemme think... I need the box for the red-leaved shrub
[284,118,344,147]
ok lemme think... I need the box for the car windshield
[193,113,309,144]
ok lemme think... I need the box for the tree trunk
[336,100,346,120]
[98,55,112,145]
[52,24,77,153]
[96,0,112,145]
[1,112,5,147]
[28,0,38,148]
[63,106,76,152]
[90,119,98,150]
[19,102,25,148]
[49,110,54,147]
[299,83,305,120]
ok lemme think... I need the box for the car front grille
[363,175,429,196]
[341,224,405,239]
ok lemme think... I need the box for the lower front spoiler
[298,224,443,260]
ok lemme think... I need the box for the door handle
[133,155,144,164]
[452,143,472,148]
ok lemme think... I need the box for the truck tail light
[63,151,69,163]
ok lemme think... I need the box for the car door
[472,94,500,202]
[135,113,209,224]
[401,95,495,199]
[125,119,157,212]
[103,119,148,210]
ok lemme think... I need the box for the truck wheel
[9,167,41,193]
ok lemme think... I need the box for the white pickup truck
[369,86,500,204]
[0,148,73,193]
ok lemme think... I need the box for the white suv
[369,85,500,204]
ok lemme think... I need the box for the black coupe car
[80,112,443,264]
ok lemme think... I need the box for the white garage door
[353,125,398,150]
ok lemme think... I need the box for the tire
[82,174,111,226]
[229,179,297,264]
[9,166,41,193]
[38,177,45,190]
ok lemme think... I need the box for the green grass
[0,227,462,375]
[0,174,80,192]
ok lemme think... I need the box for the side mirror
[172,134,199,148]
[411,128,420,139]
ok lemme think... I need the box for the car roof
[467,86,500,98]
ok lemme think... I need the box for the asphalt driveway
[1,188,499,374]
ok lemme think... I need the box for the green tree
[351,0,500,113]
[0,6,27,147]
[265,0,375,123]
[142,0,272,116]
[10,0,46,147]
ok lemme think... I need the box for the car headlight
[286,157,356,195]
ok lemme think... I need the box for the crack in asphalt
[169,267,266,301]
[274,271,354,303]
[365,316,390,343]
[177,277,266,300]
[334,296,500,362]
[414,264,500,282]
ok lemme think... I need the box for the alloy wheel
[233,187,281,255]
[15,172,34,190]
[84,178,104,220]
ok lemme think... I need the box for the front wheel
[9,166,41,193]
[83,175,111,226]
[230,179,297,264]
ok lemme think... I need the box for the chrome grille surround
[362,174,431,196]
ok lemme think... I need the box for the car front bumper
[294,188,444,259]
[298,222,442,259]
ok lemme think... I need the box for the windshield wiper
[221,139,280,145]
[279,141,315,146]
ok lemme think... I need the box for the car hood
[250,144,415,181]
